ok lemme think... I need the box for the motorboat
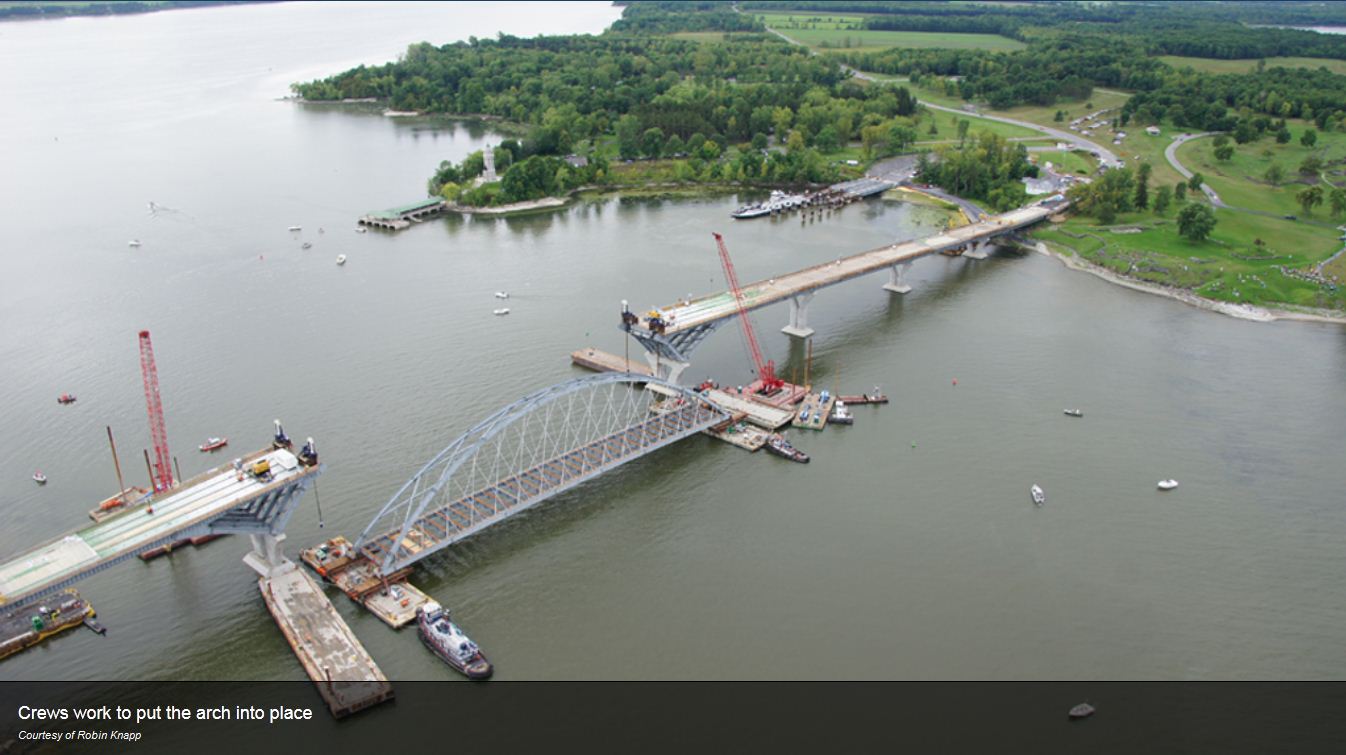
[301,242,312,249]
[355,227,367,233]
[732,190,806,219]
[494,291,509,299]
[1157,479,1179,490]
[764,434,809,463]
[57,393,77,405]
[1069,703,1095,720]
[493,308,510,316]
[830,400,854,425]
[335,254,347,266]
[127,239,141,248]
[416,601,493,680]
[1063,409,1083,417]
[199,437,228,452]
[288,225,302,231]
[33,471,47,484]
[1030,484,1045,506]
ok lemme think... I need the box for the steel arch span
[355,373,729,575]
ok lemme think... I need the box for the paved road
[762,24,1123,170]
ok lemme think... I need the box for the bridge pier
[883,262,913,294]
[781,292,815,338]
[644,351,690,385]
[244,532,292,578]
[963,239,992,260]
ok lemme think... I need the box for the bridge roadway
[359,396,724,573]
[0,446,318,606]
[646,199,1064,338]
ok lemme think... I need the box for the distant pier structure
[358,197,446,231]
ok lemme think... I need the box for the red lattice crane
[139,330,174,492]
[713,232,783,393]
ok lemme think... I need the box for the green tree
[1276,128,1291,144]
[664,133,685,157]
[1297,184,1324,215]
[815,125,841,152]
[1068,166,1135,224]
[751,132,768,151]
[1214,144,1235,161]
[1187,173,1204,192]
[1264,164,1285,185]
[1300,155,1324,174]
[1174,181,1188,201]
[641,127,665,159]
[1134,162,1152,209]
[616,114,642,160]
[786,130,806,153]
[1301,129,1318,148]
[1053,110,1064,122]
[1153,185,1172,215]
[956,118,970,144]
[1212,134,1229,148]
[1233,121,1256,144]
[1176,203,1216,242]
[1331,187,1346,217]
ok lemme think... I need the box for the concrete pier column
[781,292,816,338]
[883,262,913,294]
[643,351,690,385]
[964,239,991,260]
[244,532,292,578]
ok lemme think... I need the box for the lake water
[2,1,1345,685]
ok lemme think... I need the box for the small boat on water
[335,254,347,266]
[288,225,302,231]
[33,471,47,485]
[732,190,807,219]
[355,227,367,233]
[301,242,312,249]
[1064,409,1083,417]
[415,601,493,680]
[830,400,854,425]
[494,291,509,299]
[199,437,228,452]
[1069,703,1095,720]
[127,239,141,248]
[1158,479,1179,490]
[1030,484,1045,506]
[765,434,809,463]
[493,308,510,316]
[57,393,77,405]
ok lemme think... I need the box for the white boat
[355,227,367,233]
[1158,479,1179,490]
[33,471,47,484]
[288,225,302,231]
[335,254,347,266]
[732,190,807,219]
[301,242,312,249]
[494,291,509,299]
[1030,484,1045,506]
[493,308,510,316]
[830,400,853,425]
[128,239,141,247]
[1063,409,1083,417]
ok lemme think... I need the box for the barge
[0,589,96,661]
[301,536,431,628]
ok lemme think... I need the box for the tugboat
[57,393,77,405]
[830,400,854,425]
[765,434,810,463]
[198,437,228,452]
[415,601,493,680]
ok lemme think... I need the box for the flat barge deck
[793,392,836,431]
[1,589,96,661]
[703,389,795,430]
[571,347,654,377]
[301,536,430,628]
[259,563,393,718]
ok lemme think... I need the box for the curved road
[762,24,1122,169]
[1164,131,1227,207]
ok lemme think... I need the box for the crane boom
[713,232,782,392]
[138,330,174,492]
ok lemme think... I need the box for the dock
[300,536,430,629]
[1,589,96,661]
[837,393,888,405]
[259,564,393,718]
[358,197,446,231]
[703,388,795,430]
[792,392,835,431]
[570,347,653,377]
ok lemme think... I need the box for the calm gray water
[2,2,1345,685]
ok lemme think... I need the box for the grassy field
[1034,208,1344,310]
[920,106,1045,141]
[1173,121,1346,219]
[1031,149,1096,175]
[759,14,1025,52]
[1159,55,1346,76]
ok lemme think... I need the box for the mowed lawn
[758,14,1024,51]
[1159,55,1346,75]
[1174,121,1346,219]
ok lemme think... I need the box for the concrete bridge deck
[0,446,319,606]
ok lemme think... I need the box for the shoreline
[1034,241,1346,325]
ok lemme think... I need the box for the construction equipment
[138,330,174,492]
[713,232,783,394]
